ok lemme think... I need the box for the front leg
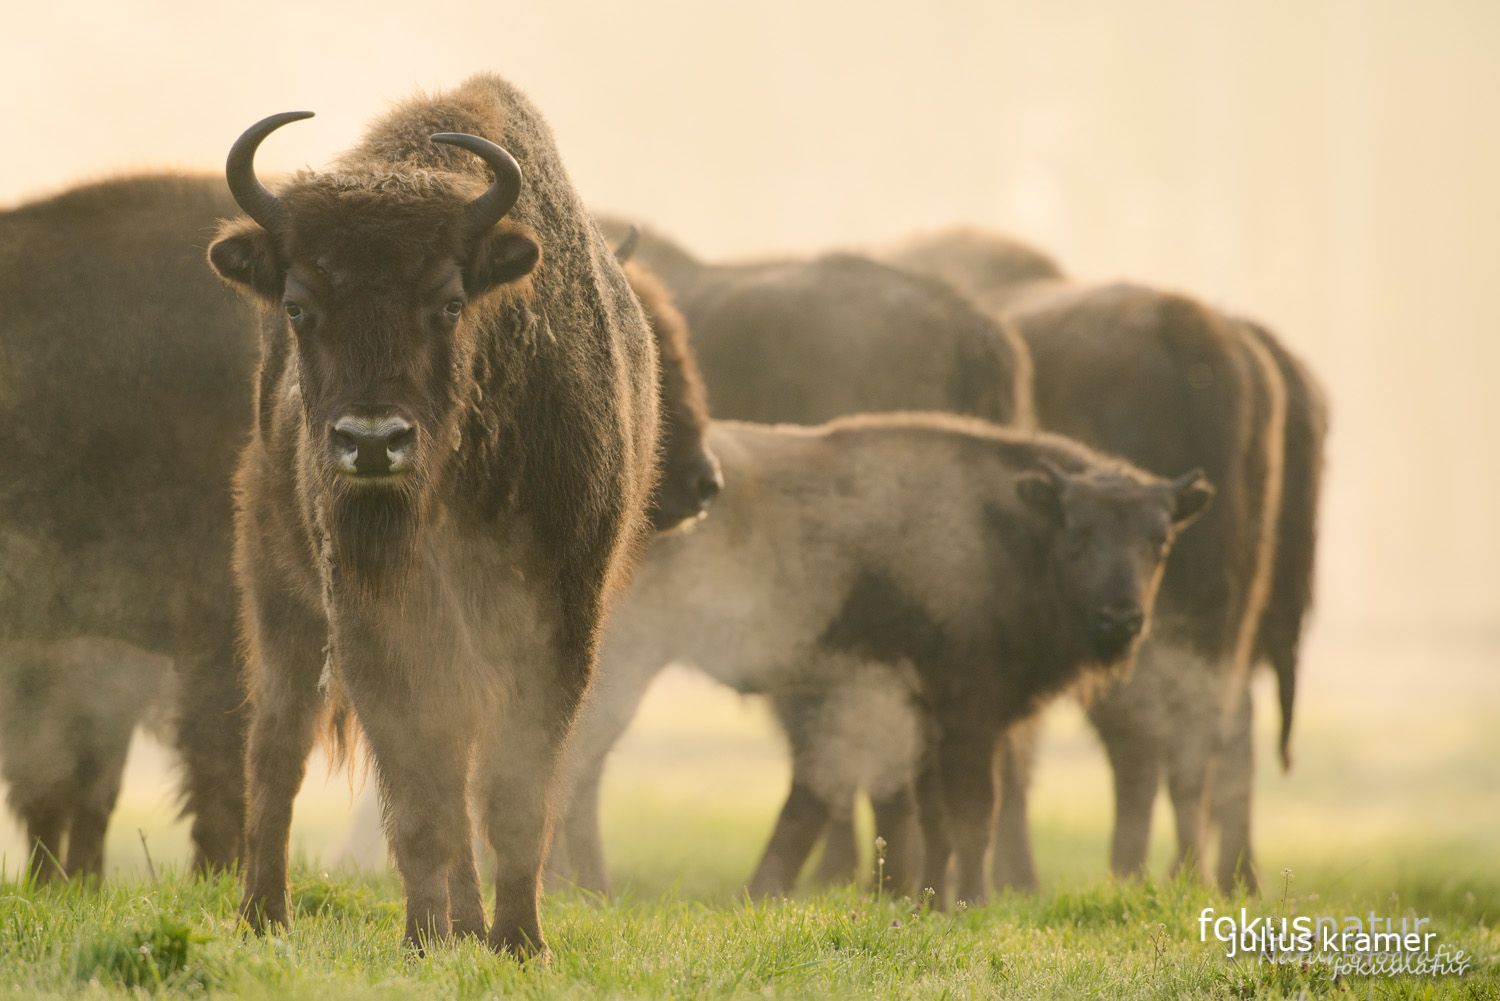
[1212,688,1257,893]
[238,582,328,933]
[747,780,831,898]
[870,787,918,894]
[357,703,479,950]
[478,633,595,959]
[913,756,951,903]
[336,597,485,951]
[935,726,999,907]
[990,721,1039,892]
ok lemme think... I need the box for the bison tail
[1240,317,1329,774]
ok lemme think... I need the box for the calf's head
[208,113,540,584]
[1017,461,1213,663]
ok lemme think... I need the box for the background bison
[0,175,258,876]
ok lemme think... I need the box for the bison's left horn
[226,111,314,235]
[430,133,523,241]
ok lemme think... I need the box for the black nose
[331,416,415,476]
[694,459,724,510]
[1094,603,1145,640]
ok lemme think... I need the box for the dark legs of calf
[935,731,996,907]
[23,805,66,883]
[989,726,1039,893]
[747,780,832,898]
[812,813,859,886]
[20,764,127,885]
[1092,700,1161,880]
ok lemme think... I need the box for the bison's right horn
[430,133,523,242]
[614,225,641,263]
[225,111,314,235]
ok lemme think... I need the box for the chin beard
[326,484,421,597]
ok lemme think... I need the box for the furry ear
[1016,471,1064,524]
[207,223,284,301]
[1169,469,1215,528]
[466,229,540,297]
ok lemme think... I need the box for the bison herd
[0,72,1325,957]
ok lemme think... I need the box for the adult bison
[598,218,1034,429]
[0,175,258,877]
[0,164,716,892]
[887,228,1325,893]
[208,75,663,954]
[556,413,1210,906]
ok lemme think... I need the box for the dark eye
[284,303,303,320]
[444,299,464,318]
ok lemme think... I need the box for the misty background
[0,1,1494,876]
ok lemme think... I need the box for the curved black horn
[226,111,314,234]
[430,133,523,240]
[614,224,641,263]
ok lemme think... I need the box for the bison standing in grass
[207,74,667,955]
[557,414,1211,906]
[0,176,258,876]
[887,228,1326,892]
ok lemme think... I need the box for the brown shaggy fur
[209,75,663,955]
[556,413,1210,905]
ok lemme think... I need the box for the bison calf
[554,414,1211,905]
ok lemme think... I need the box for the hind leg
[870,787,918,894]
[62,739,130,881]
[1089,692,1161,879]
[174,624,248,874]
[812,808,859,887]
[1213,691,1257,893]
[23,802,67,884]
[990,723,1039,892]
[747,780,831,898]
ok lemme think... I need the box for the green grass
[2,631,1497,997]
[0,860,1494,1000]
